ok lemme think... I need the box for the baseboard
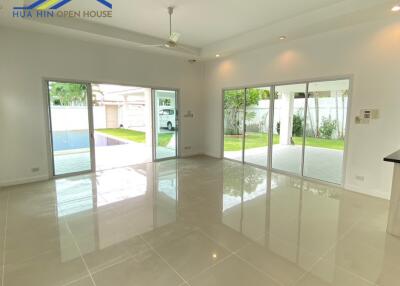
[180,152,204,158]
[344,183,390,200]
[0,175,49,188]
[202,152,221,159]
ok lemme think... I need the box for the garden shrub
[320,117,337,139]
[292,114,303,137]
[276,114,303,137]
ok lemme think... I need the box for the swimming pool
[52,130,126,151]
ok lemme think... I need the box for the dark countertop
[384,150,400,164]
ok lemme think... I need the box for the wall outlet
[31,167,40,173]
[184,110,194,118]
[184,146,192,150]
[355,175,365,182]
[355,116,369,124]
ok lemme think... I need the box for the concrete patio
[225,145,344,184]
[54,140,176,174]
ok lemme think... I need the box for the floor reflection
[54,161,178,263]
[1,157,396,286]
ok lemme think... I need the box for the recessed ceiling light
[279,36,287,40]
[392,4,400,11]
[215,54,220,58]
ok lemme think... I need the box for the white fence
[51,105,145,131]
[245,97,348,138]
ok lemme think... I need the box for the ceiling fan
[137,6,193,52]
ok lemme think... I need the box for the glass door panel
[154,90,178,160]
[272,83,307,175]
[244,87,272,167]
[223,89,245,162]
[304,80,349,184]
[48,81,92,176]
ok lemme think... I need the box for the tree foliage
[50,82,87,106]
[224,88,269,135]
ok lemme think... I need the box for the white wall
[50,106,107,130]
[93,106,107,129]
[203,18,400,199]
[0,27,204,186]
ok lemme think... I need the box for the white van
[159,109,176,131]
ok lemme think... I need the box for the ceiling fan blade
[135,43,165,48]
[174,45,198,54]
[169,32,181,43]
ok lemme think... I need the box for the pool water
[52,130,126,151]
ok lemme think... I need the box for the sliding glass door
[303,80,349,184]
[47,81,93,176]
[47,83,181,177]
[272,84,307,175]
[153,89,178,160]
[223,78,350,185]
[244,87,272,167]
[223,89,245,162]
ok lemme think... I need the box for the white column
[121,95,128,128]
[144,89,153,147]
[279,92,294,145]
[387,163,400,237]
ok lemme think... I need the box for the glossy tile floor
[0,156,398,286]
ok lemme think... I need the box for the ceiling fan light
[392,4,400,11]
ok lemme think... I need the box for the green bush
[292,114,303,137]
[276,114,303,137]
[320,117,337,139]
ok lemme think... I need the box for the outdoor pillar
[279,92,294,145]
[144,88,153,147]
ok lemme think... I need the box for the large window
[222,78,350,185]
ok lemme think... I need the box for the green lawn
[224,132,344,151]
[96,128,173,147]
[158,133,174,147]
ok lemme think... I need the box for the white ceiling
[1,0,399,59]
[84,0,346,47]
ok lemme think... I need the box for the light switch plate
[360,109,379,120]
